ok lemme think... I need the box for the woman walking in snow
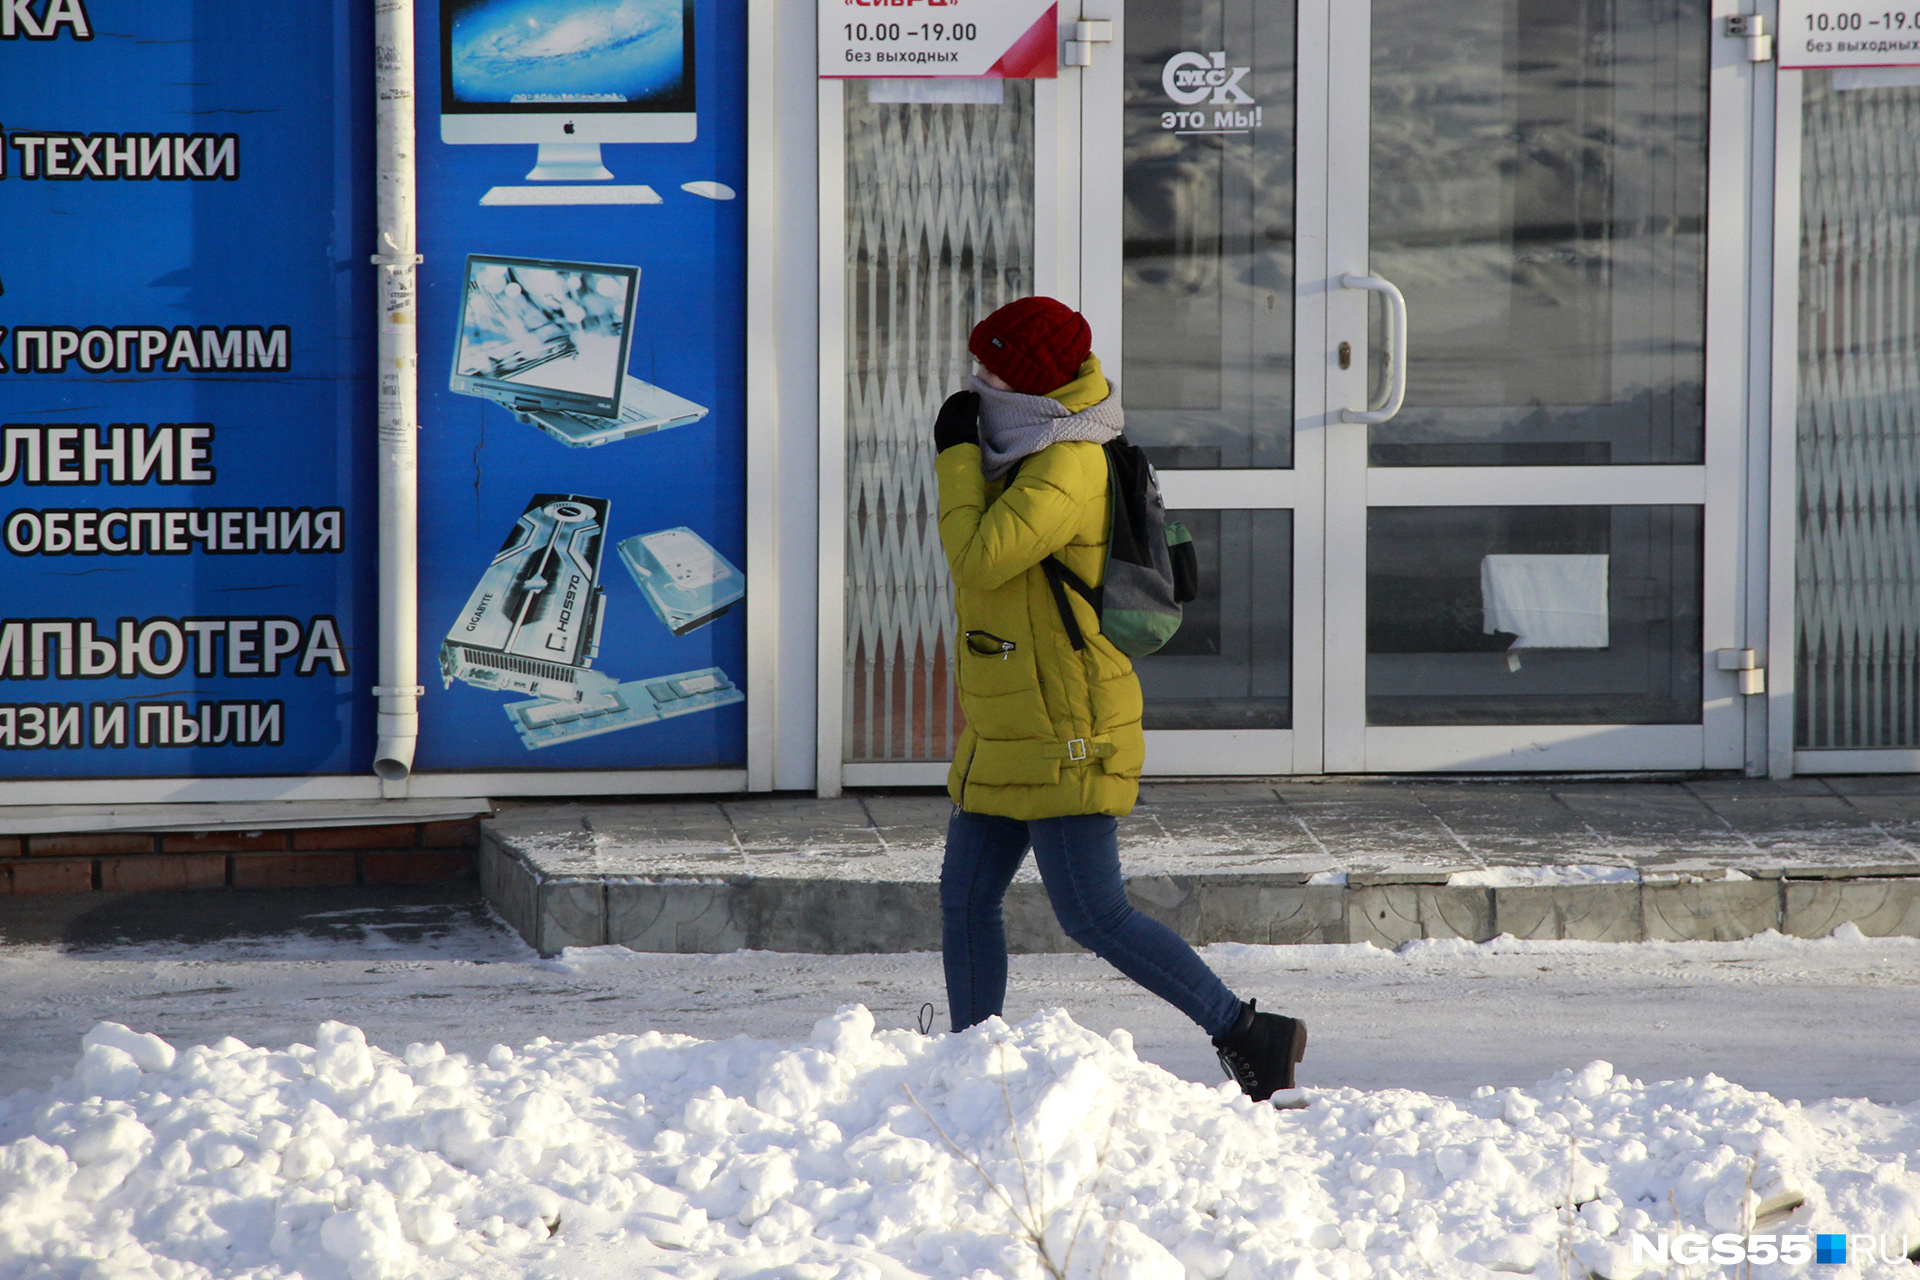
[932,295,1308,1102]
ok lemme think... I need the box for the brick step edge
[1,850,476,895]
[1,818,481,895]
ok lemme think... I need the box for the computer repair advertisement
[413,0,749,772]
[0,2,377,780]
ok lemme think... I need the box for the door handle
[1338,272,1408,424]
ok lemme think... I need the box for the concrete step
[478,779,1920,955]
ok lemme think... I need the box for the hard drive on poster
[617,526,746,635]
[440,493,615,703]
[503,667,745,749]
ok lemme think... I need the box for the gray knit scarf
[970,375,1125,480]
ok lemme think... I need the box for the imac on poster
[440,0,694,205]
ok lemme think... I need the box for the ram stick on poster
[413,0,748,772]
[0,2,376,782]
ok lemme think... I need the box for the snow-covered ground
[2,910,1917,1279]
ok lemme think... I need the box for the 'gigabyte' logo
[1161,51,1253,107]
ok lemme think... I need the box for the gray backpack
[1038,439,1198,657]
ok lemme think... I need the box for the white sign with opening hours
[1778,0,1920,67]
[819,0,1058,78]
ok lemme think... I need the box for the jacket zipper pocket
[963,630,1016,661]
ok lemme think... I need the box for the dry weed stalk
[901,1039,1120,1280]
[1561,1133,1578,1280]
[1740,1149,1760,1280]
[1668,1189,1685,1280]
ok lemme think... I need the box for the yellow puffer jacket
[936,378,1145,819]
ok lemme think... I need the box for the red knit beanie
[968,297,1092,395]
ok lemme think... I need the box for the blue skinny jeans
[939,808,1244,1038]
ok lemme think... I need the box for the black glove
[933,390,981,454]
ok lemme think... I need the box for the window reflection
[1138,509,1292,729]
[1369,0,1709,466]
[1366,505,1702,724]
[1123,0,1296,470]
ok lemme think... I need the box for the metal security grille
[1796,73,1920,749]
[842,82,1034,762]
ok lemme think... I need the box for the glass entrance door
[1082,0,1307,772]
[1084,0,1754,773]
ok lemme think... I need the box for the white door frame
[1767,55,1920,777]
[818,38,1087,793]
[819,0,1779,785]
[1079,0,1766,774]
[1078,3,1322,776]
[1316,0,1764,772]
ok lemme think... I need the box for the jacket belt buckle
[1067,738,1088,762]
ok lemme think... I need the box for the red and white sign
[1778,0,1920,68]
[819,0,1057,78]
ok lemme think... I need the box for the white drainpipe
[371,0,422,786]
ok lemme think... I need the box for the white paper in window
[1480,554,1610,649]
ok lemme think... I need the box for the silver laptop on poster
[449,253,708,448]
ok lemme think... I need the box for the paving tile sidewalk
[481,776,1920,955]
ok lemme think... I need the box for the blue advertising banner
[0,2,376,778]
[412,0,748,772]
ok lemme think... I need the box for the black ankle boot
[1211,1000,1307,1102]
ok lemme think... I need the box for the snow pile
[2,1009,1916,1280]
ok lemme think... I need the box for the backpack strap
[1047,557,1101,610]
[1040,559,1088,651]
[1038,464,1108,653]
[1004,448,1112,654]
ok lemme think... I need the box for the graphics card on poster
[414,0,748,772]
[0,2,376,781]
